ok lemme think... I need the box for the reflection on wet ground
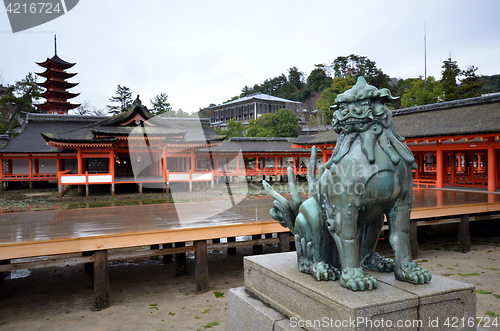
[0,189,499,245]
[412,189,500,208]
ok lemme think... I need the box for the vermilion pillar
[414,152,420,180]
[162,150,167,180]
[109,150,115,182]
[436,148,444,188]
[28,158,33,178]
[450,152,456,186]
[77,149,83,174]
[488,145,497,192]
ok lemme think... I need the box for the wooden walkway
[1,189,500,310]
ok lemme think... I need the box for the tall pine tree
[459,65,483,99]
[441,57,461,101]
[107,85,132,115]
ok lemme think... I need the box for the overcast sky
[1,0,500,113]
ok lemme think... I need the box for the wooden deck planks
[1,189,500,261]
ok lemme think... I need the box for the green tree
[306,64,333,92]
[332,54,389,88]
[0,73,43,133]
[274,108,301,137]
[441,57,461,101]
[401,76,443,108]
[240,85,254,97]
[316,77,356,111]
[216,118,246,137]
[459,65,483,99]
[246,108,300,138]
[107,85,132,115]
[149,92,172,115]
[288,66,304,89]
[246,117,273,137]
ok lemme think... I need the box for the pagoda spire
[54,34,57,56]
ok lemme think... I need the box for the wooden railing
[2,173,58,181]
[413,178,437,189]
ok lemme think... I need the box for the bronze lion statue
[264,77,431,291]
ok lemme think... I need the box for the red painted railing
[2,173,58,181]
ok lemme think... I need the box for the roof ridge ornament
[133,95,142,106]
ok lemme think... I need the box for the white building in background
[211,93,301,124]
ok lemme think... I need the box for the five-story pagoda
[36,36,80,114]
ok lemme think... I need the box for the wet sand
[0,222,499,331]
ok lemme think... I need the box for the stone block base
[228,252,477,331]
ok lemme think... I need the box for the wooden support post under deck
[0,259,10,282]
[110,183,115,196]
[194,240,209,293]
[227,237,236,255]
[175,242,188,276]
[458,215,471,253]
[252,234,263,255]
[410,220,418,259]
[162,243,173,264]
[138,182,143,194]
[279,232,290,252]
[86,184,89,197]
[93,250,110,311]
[265,233,273,246]
[150,244,160,260]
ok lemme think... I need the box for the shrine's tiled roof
[292,94,500,145]
[1,105,223,153]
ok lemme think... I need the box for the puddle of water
[9,269,31,279]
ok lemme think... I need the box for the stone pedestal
[229,252,477,331]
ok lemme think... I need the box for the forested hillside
[198,54,499,123]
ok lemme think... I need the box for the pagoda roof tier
[36,55,76,69]
[36,68,77,79]
[38,79,79,89]
[40,90,80,100]
[37,101,81,111]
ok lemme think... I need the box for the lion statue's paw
[311,261,340,281]
[362,252,395,273]
[340,267,377,291]
[295,235,340,281]
[396,261,432,284]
